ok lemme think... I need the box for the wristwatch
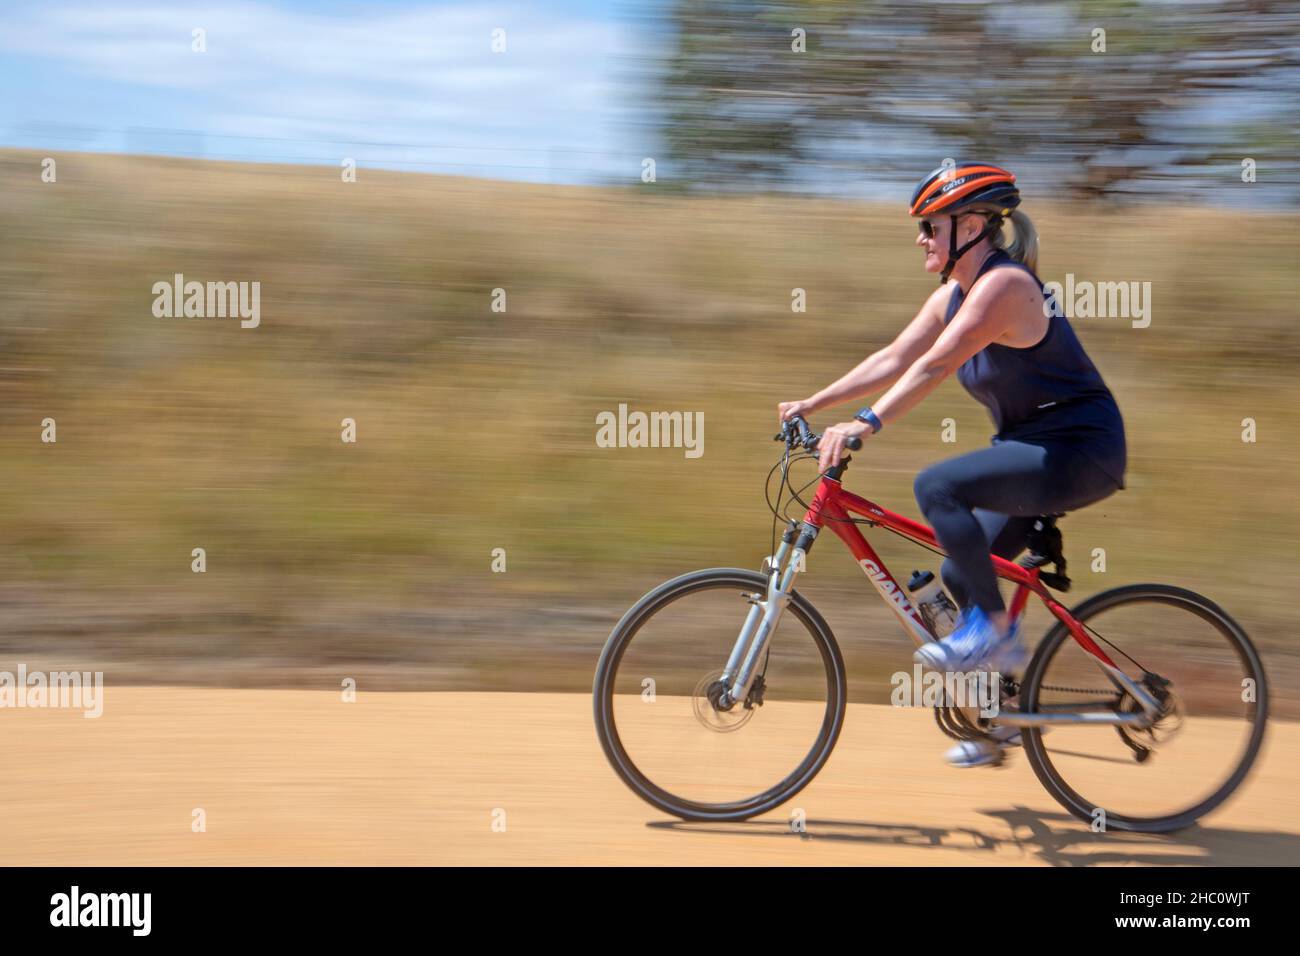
[854,407,883,434]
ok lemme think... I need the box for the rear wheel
[1020,584,1268,833]
[593,568,847,822]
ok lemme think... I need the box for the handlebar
[773,414,863,453]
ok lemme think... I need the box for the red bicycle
[593,415,1268,832]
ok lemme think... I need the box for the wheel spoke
[594,569,846,821]
[1020,585,1267,832]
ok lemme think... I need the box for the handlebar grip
[779,414,862,453]
[808,433,861,455]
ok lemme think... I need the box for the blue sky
[0,0,655,184]
[1,2,1283,206]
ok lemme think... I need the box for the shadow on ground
[648,807,1300,866]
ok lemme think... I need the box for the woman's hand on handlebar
[777,399,819,423]
[818,419,872,472]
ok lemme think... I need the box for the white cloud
[0,0,630,170]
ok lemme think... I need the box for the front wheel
[593,568,847,822]
[1020,584,1268,833]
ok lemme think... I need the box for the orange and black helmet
[909,161,1020,218]
[910,161,1021,284]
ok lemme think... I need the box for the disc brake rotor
[691,669,756,733]
[1118,681,1186,752]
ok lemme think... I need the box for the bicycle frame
[723,469,1163,728]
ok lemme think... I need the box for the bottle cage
[1018,514,1071,592]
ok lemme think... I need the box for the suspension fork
[721,520,818,707]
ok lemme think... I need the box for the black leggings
[913,440,1121,615]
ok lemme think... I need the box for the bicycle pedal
[1039,571,1072,592]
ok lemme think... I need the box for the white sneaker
[943,724,1047,768]
[914,605,1030,676]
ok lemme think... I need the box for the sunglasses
[919,212,997,239]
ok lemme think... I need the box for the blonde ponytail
[994,209,1039,274]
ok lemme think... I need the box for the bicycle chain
[1038,684,1122,697]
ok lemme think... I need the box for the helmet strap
[939,214,1003,285]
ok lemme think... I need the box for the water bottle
[907,570,959,638]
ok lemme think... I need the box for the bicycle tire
[1020,583,1268,833]
[593,567,847,822]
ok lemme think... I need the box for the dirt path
[0,689,1294,865]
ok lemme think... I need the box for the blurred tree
[658,0,1300,199]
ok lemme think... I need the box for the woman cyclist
[778,161,1127,768]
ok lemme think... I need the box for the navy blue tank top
[944,249,1127,489]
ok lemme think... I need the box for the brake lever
[774,417,860,452]
[806,435,863,454]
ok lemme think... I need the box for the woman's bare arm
[804,285,951,412]
[871,269,1035,424]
